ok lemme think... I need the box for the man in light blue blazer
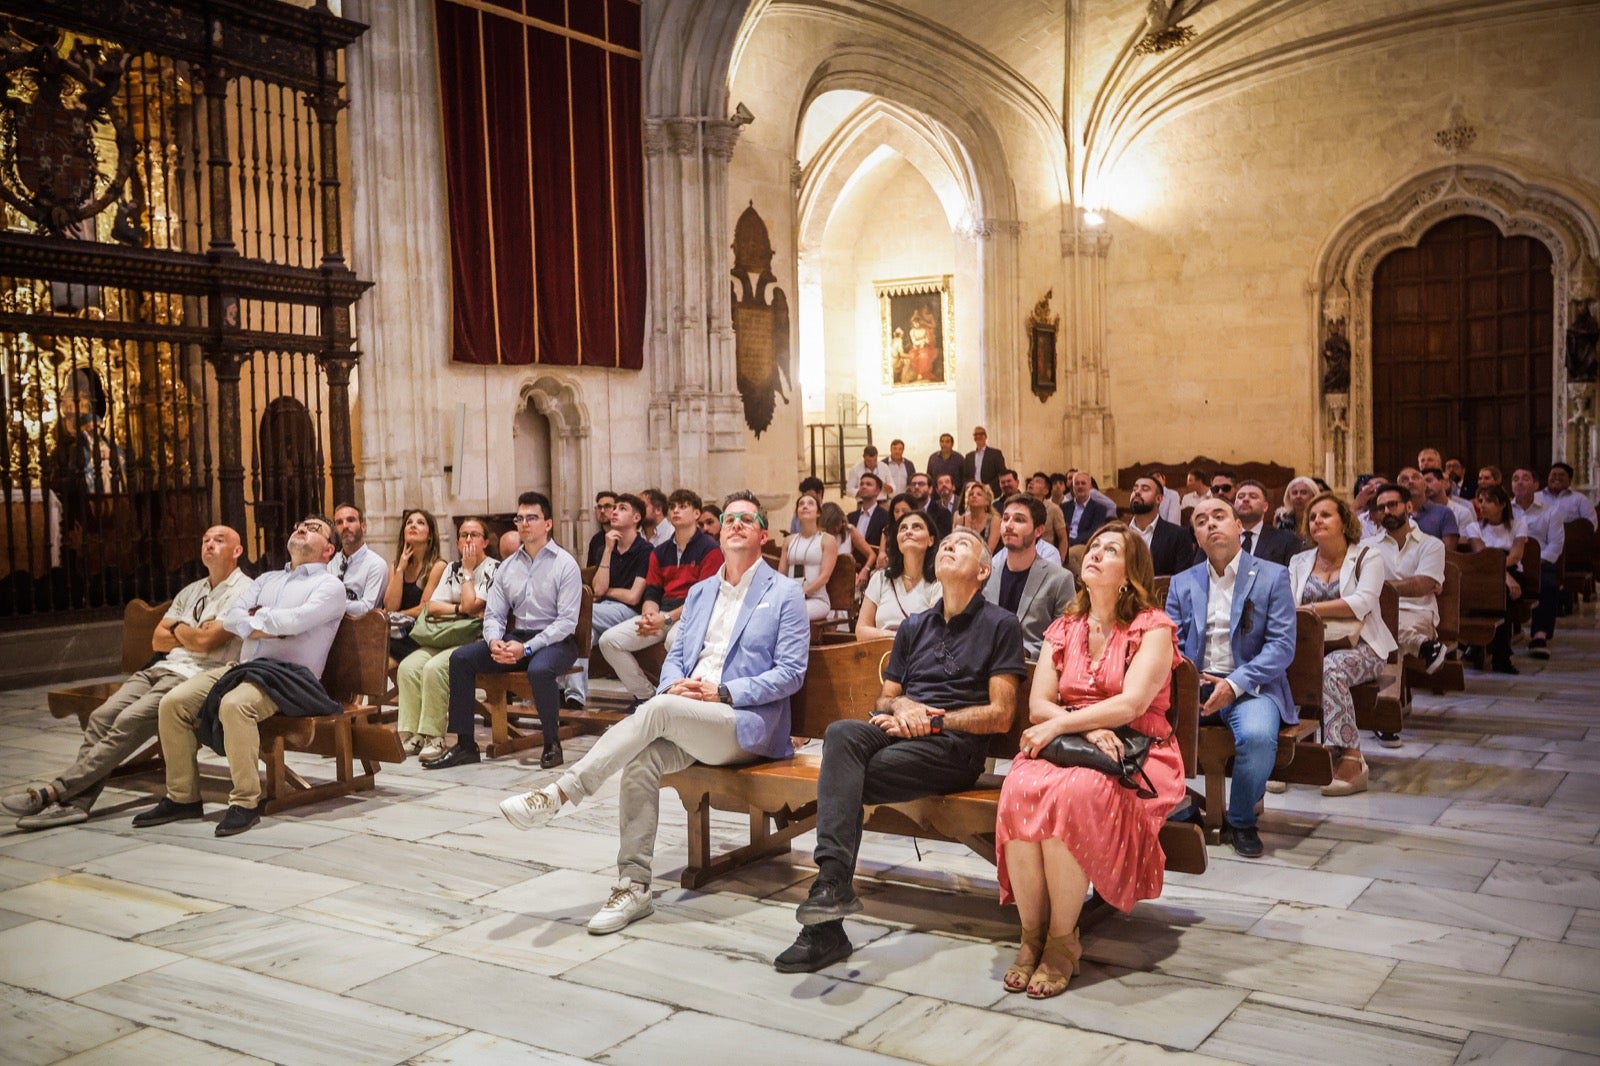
[497,491,810,933]
[1166,497,1297,858]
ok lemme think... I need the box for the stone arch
[514,374,591,551]
[1314,164,1600,489]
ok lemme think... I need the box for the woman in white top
[1462,484,1529,673]
[858,509,942,639]
[396,517,500,758]
[1287,492,1397,797]
[778,494,838,621]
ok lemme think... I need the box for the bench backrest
[1565,519,1597,574]
[826,554,858,613]
[1378,581,1400,663]
[121,599,169,674]
[322,611,390,704]
[1288,607,1325,713]
[1521,537,1541,584]
[1151,575,1171,605]
[1455,547,1508,617]
[1437,559,1462,643]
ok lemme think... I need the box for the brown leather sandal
[1026,929,1083,999]
[1003,926,1046,992]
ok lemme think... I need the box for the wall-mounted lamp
[1081,209,1106,228]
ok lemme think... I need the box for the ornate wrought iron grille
[0,1,369,623]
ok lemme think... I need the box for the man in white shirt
[847,445,894,498]
[497,492,810,937]
[139,515,348,837]
[1153,470,1183,524]
[332,503,388,615]
[1361,481,1448,684]
[1179,468,1209,511]
[3,526,250,830]
[1537,462,1598,530]
[879,439,915,497]
[640,488,672,546]
[1513,467,1567,657]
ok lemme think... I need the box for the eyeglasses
[512,514,544,525]
[458,531,485,538]
[295,521,331,539]
[722,511,765,528]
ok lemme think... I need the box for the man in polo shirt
[4,526,251,830]
[564,493,655,712]
[1424,467,1476,534]
[1538,462,1598,530]
[433,491,583,770]
[1399,467,1459,550]
[1361,482,1447,745]
[136,515,348,837]
[331,502,388,614]
[497,492,810,936]
[598,488,724,707]
[775,526,1026,972]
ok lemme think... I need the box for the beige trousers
[157,665,280,809]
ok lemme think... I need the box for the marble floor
[2,612,1599,1065]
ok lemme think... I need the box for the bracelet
[597,563,610,568]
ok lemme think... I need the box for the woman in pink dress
[995,522,1186,998]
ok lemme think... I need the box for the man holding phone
[1166,497,1298,858]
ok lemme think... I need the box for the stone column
[1061,221,1116,485]
[643,113,748,495]
[964,218,1025,445]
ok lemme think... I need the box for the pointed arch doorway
[1371,215,1553,477]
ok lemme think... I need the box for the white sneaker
[587,880,653,935]
[498,785,562,830]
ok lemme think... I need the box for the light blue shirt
[482,539,583,652]
[223,563,348,677]
[336,543,389,616]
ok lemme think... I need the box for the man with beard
[1228,480,1304,566]
[927,473,958,537]
[1025,471,1069,551]
[331,503,388,614]
[1125,473,1194,576]
[983,495,1074,657]
[1361,481,1448,717]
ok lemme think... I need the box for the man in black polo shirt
[774,526,1026,972]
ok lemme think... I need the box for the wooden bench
[48,600,403,814]
[1194,606,1333,841]
[1455,548,1509,654]
[811,554,858,644]
[1562,519,1596,604]
[1406,559,1465,694]
[474,587,603,758]
[1352,583,1408,736]
[659,638,1208,923]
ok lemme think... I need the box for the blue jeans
[1203,690,1283,830]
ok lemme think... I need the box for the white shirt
[430,557,499,606]
[847,462,892,497]
[1360,523,1445,624]
[336,544,389,616]
[1130,515,1158,550]
[1444,495,1477,532]
[1536,487,1599,530]
[689,561,760,685]
[1462,517,1528,552]
[158,568,253,679]
[1159,487,1181,524]
[224,563,348,676]
[1515,499,1564,562]
[854,503,881,539]
[879,459,911,495]
[1201,553,1240,680]
[863,569,941,632]
[1179,490,1205,509]
[648,519,672,546]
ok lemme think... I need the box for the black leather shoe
[1223,824,1264,858]
[1528,637,1550,660]
[215,804,261,837]
[795,877,862,926]
[561,695,585,711]
[540,743,564,770]
[774,921,853,973]
[422,744,481,770]
[131,797,205,828]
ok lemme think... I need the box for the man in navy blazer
[1166,497,1297,858]
[1061,471,1112,546]
[498,491,810,934]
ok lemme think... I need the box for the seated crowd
[5,427,1595,1002]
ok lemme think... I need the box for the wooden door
[1371,215,1552,478]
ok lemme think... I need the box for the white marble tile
[0,981,140,1066]
[561,937,905,1040]
[1314,840,1498,891]
[1548,772,1600,811]
[1434,801,1600,844]
[75,956,459,1066]
[1085,914,1398,1009]
[814,927,1011,1008]
[1422,743,1547,769]
[0,906,30,931]
[1454,1031,1600,1065]
[418,909,623,975]
[350,952,669,1059]
[138,908,436,993]
[1479,861,1600,909]
[423,817,622,873]
[994,960,1250,1051]
[1198,1001,1461,1066]
[1351,880,1576,940]
[82,844,355,911]
[629,885,889,960]
[470,865,623,920]
[1311,818,1600,873]
[1501,937,1600,990]
[844,994,1155,1062]
[282,883,495,945]
[1131,882,1278,933]
[265,834,536,902]
[602,1010,914,1066]
[1369,961,1600,1055]
[342,802,493,842]
[1246,990,1471,1041]
[0,872,228,937]
[0,920,181,997]
[0,853,65,891]
[409,783,525,815]
[1266,786,1457,826]
[1165,855,1373,907]
[0,827,145,865]
[408,1031,590,1066]
[56,1027,273,1065]
[1247,901,1515,974]
[1564,909,1600,948]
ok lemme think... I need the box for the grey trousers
[51,668,184,811]
[557,693,754,883]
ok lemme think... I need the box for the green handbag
[410,609,482,649]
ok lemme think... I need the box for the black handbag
[1037,725,1165,799]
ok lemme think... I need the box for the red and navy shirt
[644,529,724,610]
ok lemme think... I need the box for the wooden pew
[474,588,604,758]
[659,639,1208,920]
[1406,559,1465,694]
[1562,519,1596,604]
[48,602,403,813]
[1455,548,1509,651]
[811,554,858,644]
[1194,607,1333,842]
[1352,583,1407,736]
[1508,538,1541,636]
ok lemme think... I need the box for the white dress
[785,532,831,621]
[862,569,941,631]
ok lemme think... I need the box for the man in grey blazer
[984,495,1076,658]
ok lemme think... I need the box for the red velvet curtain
[435,0,644,369]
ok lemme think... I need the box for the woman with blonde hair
[957,480,1002,554]
[1275,476,1319,540]
[995,522,1185,999]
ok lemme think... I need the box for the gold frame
[877,274,953,389]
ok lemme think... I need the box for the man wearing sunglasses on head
[4,526,251,831]
[496,491,810,937]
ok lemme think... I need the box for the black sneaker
[215,804,261,837]
[1222,823,1264,858]
[1528,637,1550,660]
[1418,639,1449,674]
[774,921,853,973]
[131,797,205,828]
[561,694,586,711]
[795,877,862,926]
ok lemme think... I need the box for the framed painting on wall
[877,275,954,388]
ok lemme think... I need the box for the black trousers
[812,718,988,878]
[446,631,579,744]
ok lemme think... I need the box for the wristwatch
[716,683,732,705]
[928,710,945,735]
